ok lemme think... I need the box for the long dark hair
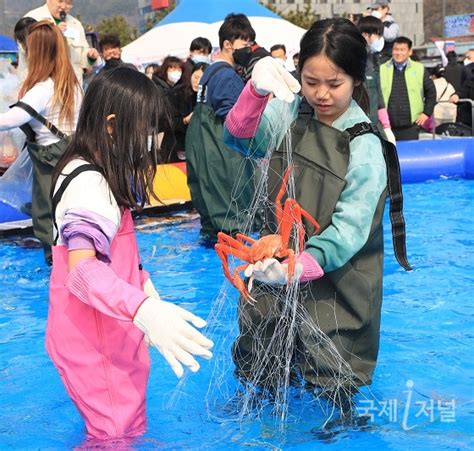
[299,18,369,114]
[181,62,209,99]
[53,67,163,211]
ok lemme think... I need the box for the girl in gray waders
[222,18,411,408]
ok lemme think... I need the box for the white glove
[144,278,160,298]
[383,127,397,146]
[252,56,301,103]
[244,258,303,291]
[133,296,213,378]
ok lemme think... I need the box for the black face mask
[233,46,253,67]
[104,58,122,69]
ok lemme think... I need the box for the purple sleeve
[60,209,118,263]
[225,81,270,138]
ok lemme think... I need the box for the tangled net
[202,102,372,440]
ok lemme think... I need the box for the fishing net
[201,102,370,440]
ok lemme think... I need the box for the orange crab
[215,166,321,301]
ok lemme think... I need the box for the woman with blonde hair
[0,20,82,264]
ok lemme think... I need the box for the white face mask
[464,58,472,66]
[167,70,182,85]
[192,54,210,64]
[370,36,385,53]
[274,57,286,67]
[371,10,382,19]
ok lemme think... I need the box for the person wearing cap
[369,1,400,63]
[19,0,101,85]
[380,36,436,140]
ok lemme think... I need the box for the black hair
[293,52,299,59]
[53,67,164,211]
[145,63,160,75]
[446,51,457,64]
[179,62,209,100]
[189,37,212,54]
[393,36,413,49]
[192,62,210,75]
[356,15,384,36]
[430,64,445,78]
[218,13,256,49]
[99,34,121,52]
[14,17,37,47]
[270,44,286,54]
[299,18,369,114]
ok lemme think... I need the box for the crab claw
[234,275,257,304]
[247,274,254,294]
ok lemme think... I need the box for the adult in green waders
[0,21,81,264]
[223,19,411,406]
[185,13,257,237]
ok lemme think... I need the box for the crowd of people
[0,0,472,443]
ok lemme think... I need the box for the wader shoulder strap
[13,101,68,140]
[293,98,314,134]
[346,122,412,271]
[51,164,103,244]
[198,62,233,103]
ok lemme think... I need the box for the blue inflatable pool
[397,137,474,183]
[0,138,473,225]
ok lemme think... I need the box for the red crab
[215,166,321,301]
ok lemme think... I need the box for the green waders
[185,64,256,236]
[232,101,410,390]
[14,101,71,264]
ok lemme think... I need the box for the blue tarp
[157,0,281,26]
[0,35,17,52]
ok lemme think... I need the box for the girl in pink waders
[47,67,214,440]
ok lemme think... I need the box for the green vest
[380,59,425,122]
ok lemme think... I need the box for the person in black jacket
[444,51,463,93]
[152,56,185,162]
[153,56,184,95]
[450,60,474,131]
[168,62,209,160]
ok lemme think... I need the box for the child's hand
[244,251,324,290]
[251,56,301,103]
[244,258,297,286]
[133,297,214,378]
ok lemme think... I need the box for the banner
[151,0,170,10]
[444,14,474,37]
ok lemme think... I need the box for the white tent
[122,1,306,69]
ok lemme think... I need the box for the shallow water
[0,179,473,449]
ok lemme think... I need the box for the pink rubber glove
[377,108,391,129]
[292,251,324,282]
